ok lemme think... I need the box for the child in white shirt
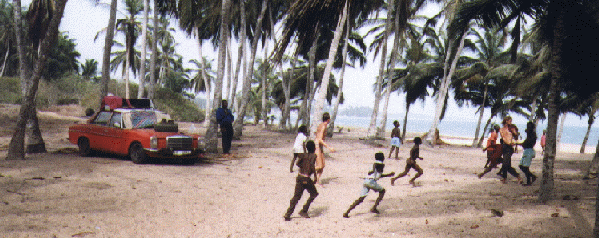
[290,125,309,172]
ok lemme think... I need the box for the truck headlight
[150,136,158,149]
[197,137,205,149]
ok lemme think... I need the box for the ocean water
[333,115,599,147]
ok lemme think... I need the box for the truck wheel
[129,143,147,164]
[78,138,92,157]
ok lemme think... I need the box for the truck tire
[78,137,92,157]
[129,143,148,164]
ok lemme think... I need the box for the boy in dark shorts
[391,137,424,186]
[284,140,318,221]
[343,152,394,218]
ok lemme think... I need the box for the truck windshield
[131,111,157,128]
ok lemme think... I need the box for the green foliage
[44,33,81,80]
[0,77,22,104]
[0,76,203,123]
[153,88,204,123]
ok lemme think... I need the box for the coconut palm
[274,0,386,135]
[7,0,67,160]
[81,59,98,81]
[100,0,118,104]
[136,0,149,98]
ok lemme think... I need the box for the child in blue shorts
[343,152,395,218]
[388,120,403,160]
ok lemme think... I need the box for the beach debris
[551,213,559,217]
[471,224,480,229]
[425,219,429,224]
[71,231,95,237]
[562,195,579,200]
[490,209,503,217]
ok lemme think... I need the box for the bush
[0,76,204,123]
[0,77,23,104]
[153,88,205,123]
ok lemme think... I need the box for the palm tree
[81,59,98,81]
[234,0,268,139]
[6,0,67,160]
[100,0,118,104]
[580,97,599,153]
[136,0,149,99]
[466,26,510,147]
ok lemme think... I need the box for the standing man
[216,100,234,155]
[314,112,335,186]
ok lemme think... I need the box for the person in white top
[290,125,309,173]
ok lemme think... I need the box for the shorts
[360,179,384,197]
[519,148,535,167]
[390,137,402,147]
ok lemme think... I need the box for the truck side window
[93,111,112,125]
[110,112,123,128]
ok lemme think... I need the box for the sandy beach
[0,106,597,237]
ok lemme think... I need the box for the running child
[478,125,503,178]
[343,152,394,218]
[284,140,318,221]
[290,125,308,173]
[391,137,424,186]
[388,120,403,160]
[518,121,537,186]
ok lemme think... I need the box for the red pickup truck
[69,97,204,164]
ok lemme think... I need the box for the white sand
[0,109,597,237]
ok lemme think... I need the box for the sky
[23,0,597,128]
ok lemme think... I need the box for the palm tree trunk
[310,0,348,136]
[7,0,67,160]
[539,5,564,203]
[231,0,246,112]
[581,113,595,153]
[367,29,386,138]
[328,17,350,137]
[100,0,118,104]
[233,0,267,139]
[556,112,566,148]
[0,47,8,77]
[148,0,158,100]
[226,40,233,105]
[14,0,29,92]
[261,42,269,128]
[584,137,599,179]
[125,47,131,99]
[206,0,232,153]
[401,104,411,141]
[137,0,149,99]
[581,119,593,154]
[427,31,466,146]
[472,83,488,147]
[477,115,494,147]
[196,36,211,127]
[298,32,319,130]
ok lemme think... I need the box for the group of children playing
[284,116,541,221]
[285,120,424,221]
[478,116,539,186]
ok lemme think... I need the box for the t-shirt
[293,133,308,153]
